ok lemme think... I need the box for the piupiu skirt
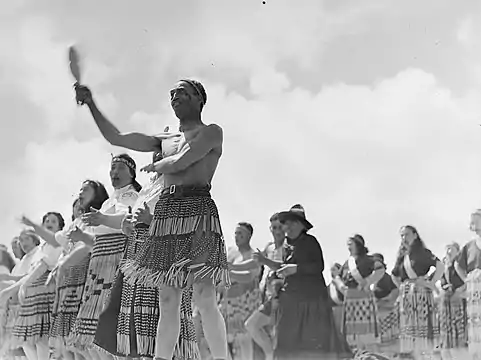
[121,190,230,289]
[398,281,439,354]
[11,271,55,347]
[94,226,200,359]
[68,232,126,350]
[49,253,90,350]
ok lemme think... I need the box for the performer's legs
[154,286,182,360]
[245,311,273,360]
[96,349,114,360]
[21,345,37,360]
[193,280,228,360]
[35,343,49,360]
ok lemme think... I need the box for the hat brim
[278,211,313,230]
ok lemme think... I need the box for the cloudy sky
[2,0,481,275]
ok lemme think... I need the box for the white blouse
[92,184,139,236]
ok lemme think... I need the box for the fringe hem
[122,258,230,289]
[66,333,95,351]
[95,339,200,360]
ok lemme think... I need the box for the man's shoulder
[203,124,223,139]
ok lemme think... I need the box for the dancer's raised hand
[20,215,35,228]
[75,84,93,106]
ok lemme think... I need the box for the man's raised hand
[75,84,93,106]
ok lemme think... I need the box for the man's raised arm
[75,85,160,152]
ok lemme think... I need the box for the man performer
[75,79,230,360]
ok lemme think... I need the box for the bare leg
[235,334,253,360]
[35,343,49,360]
[88,348,102,360]
[73,351,87,360]
[95,349,114,360]
[61,349,75,360]
[245,311,273,360]
[22,345,38,360]
[154,286,182,360]
[193,281,228,360]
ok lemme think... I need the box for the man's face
[234,226,251,247]
[270,220,285,243]
[170,81,201,118]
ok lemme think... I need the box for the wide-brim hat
[278,204,313,230]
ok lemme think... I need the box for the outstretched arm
[153,124,222,174]
[75,85,160,152]
[20,216,60,248]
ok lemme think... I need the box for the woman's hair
[82,180,109,212]
[393,225,426,271]
[21,229,42,247]
[42,212,66,231]
[114,153,142,192]
[72,198,80,221]
[349,234,369,256]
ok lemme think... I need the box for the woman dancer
[94,150,199,360]
[333,235,384,351]
[0,213,64,360]
[370,253,399,357]
[68,154,140,360]
[0,237,29,360]
[436,242,468,359]
[254,205,352,360]
[220,222,262,360]
[23,182,109,360]
[391,225,444,360]
[455,210,481,359]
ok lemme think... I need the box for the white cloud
[2,0,481,283]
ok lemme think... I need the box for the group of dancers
[0,78,480,360]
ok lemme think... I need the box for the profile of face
[282,219,304,239]
[78,182,96,210]
[42,214,61,233]
[470,213,481,232]
[400,226,417,247]
[11,238,23,259]
[270,220,285,243]
[234,226,251,248]
[170,81,202,118]
[347,239,358,256]
[445,244,459,260]
[110,161,132,189]
[72,199,82,220]
[18,232,37,254]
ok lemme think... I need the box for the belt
[160,184,211,198]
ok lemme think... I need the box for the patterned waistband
[160,184,211,198]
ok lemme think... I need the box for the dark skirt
[94,226,200,359]
[121,192,230,290]
[274,291,352,360]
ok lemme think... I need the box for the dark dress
[274,232,352,360]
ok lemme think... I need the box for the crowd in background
[0,151,481,360]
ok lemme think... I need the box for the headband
[180,79,206,105]
[112,155,136,172]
